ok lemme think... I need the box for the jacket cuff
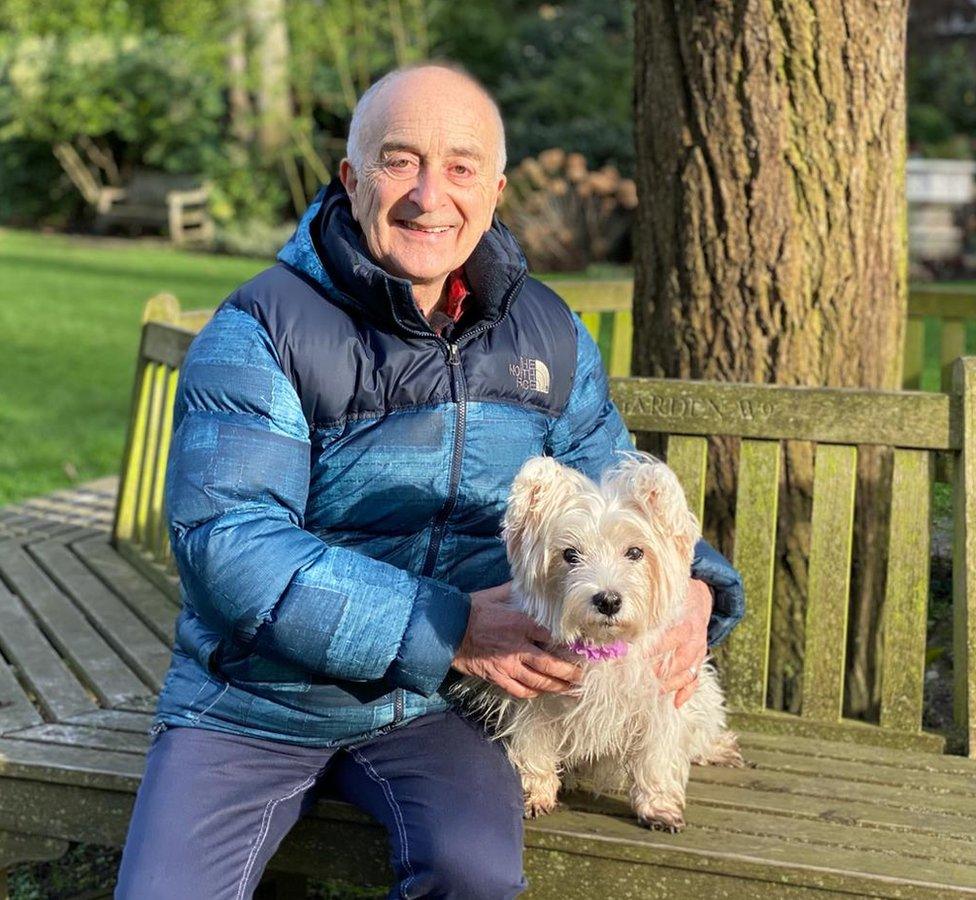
[388,578,471,697]
[690,538,746,648]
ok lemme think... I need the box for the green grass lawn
[0,228,267,505]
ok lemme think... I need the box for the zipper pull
[447,342,460,365]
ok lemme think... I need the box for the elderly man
[115,62,743,899]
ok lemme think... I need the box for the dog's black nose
[592,591,622,616]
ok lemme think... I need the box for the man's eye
[563,548,582,565]
[451,164,473,176]
[625,546,644,561]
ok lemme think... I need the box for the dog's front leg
[627,733,691,833]
[506,713,563,818]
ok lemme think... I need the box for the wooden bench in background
[1,290,976,897]
[95,171,214,247]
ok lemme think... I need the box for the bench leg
[0,830,70,900]
[255,868,308,899]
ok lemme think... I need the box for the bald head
[346,63,507,177]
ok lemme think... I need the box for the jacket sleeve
[164,304,470,696]
[545,315,745,646]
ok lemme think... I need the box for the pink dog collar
[567,639,629,661]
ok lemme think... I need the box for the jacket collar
[277,177,527,338]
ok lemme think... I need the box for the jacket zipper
[342,272,525,726]
[420,340,466,577]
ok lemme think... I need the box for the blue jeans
[115,710,527,899]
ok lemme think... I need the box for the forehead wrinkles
[365,91,498,163]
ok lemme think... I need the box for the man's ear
[502,457,584,595]
[339,159,358,197]
[604,453,701,562]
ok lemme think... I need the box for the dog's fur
[453,452,743,831]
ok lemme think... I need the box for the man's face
[339,69,507,288]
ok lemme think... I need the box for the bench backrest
[509,280,976,391]
[112,292,976,759]
[125,170,207,204]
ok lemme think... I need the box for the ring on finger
[688,663,699,679]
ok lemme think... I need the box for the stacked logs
[498,148,637,272]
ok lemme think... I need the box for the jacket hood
[276,177,528,337]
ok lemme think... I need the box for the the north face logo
[510,357,551,394]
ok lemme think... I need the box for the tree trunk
[227,25,254,145]
[632,1,908,715]
[248,0,293,157]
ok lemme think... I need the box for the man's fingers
[522,647,582,685]
[661,664,699,697]
[517,660,578,694]
[674,680,697,709]
[497,675,539,700]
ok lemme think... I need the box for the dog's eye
[625,546,644,561]
[562,548,582,565]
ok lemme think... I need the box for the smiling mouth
[396,220,455,234]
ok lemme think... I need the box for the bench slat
[149,367,179,562]
[687,780,975,844]
[525,802,976,895]
[738,730,974,775]
[879,449,931,733]
[942,320,967,392]
[6,723,149,754]
[112,356,151,543]
[29,539,170,691]
[903,317,925,390]
[0,655,44,734]
[802,445,857,722]
[740,745,976,797]
[612,378,956,449]
[0,737,143,789]
[64,709,154,734]
[665,435,707,522]
[135,363,166,547]
[142,322,196,370]
[608,308,632,378]
[730,708,944,752]
[0,542,148,708]
[953,357,976,758]
[687,803,976,867]
[71,536,178,642]
[725,439,780,712]
[692,757,976,818]
[0,574,97,722]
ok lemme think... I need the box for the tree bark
[633,1,908,715]
[248,0,293,158]
[227,24,254,145]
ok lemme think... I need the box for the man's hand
[453,582,582,699]
[647,577,712,709]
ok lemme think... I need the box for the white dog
[454,451,743,832]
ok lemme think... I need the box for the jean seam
[350,748,416,899]
[235,772,318,900]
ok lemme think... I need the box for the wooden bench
[545,279,976,395]
[95,170,214,246]
[1,293,975,898]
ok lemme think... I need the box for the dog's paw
[632,792,686,833]
[522,772,560,818]
[636,808,686,833]
[696,730,746,768]
[523,795,558,818]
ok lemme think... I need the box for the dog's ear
[503,457,586,593]
[604,452,701,562]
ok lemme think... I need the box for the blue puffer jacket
[151,177,745,746]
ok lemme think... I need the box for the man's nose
[408,166,445,212]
